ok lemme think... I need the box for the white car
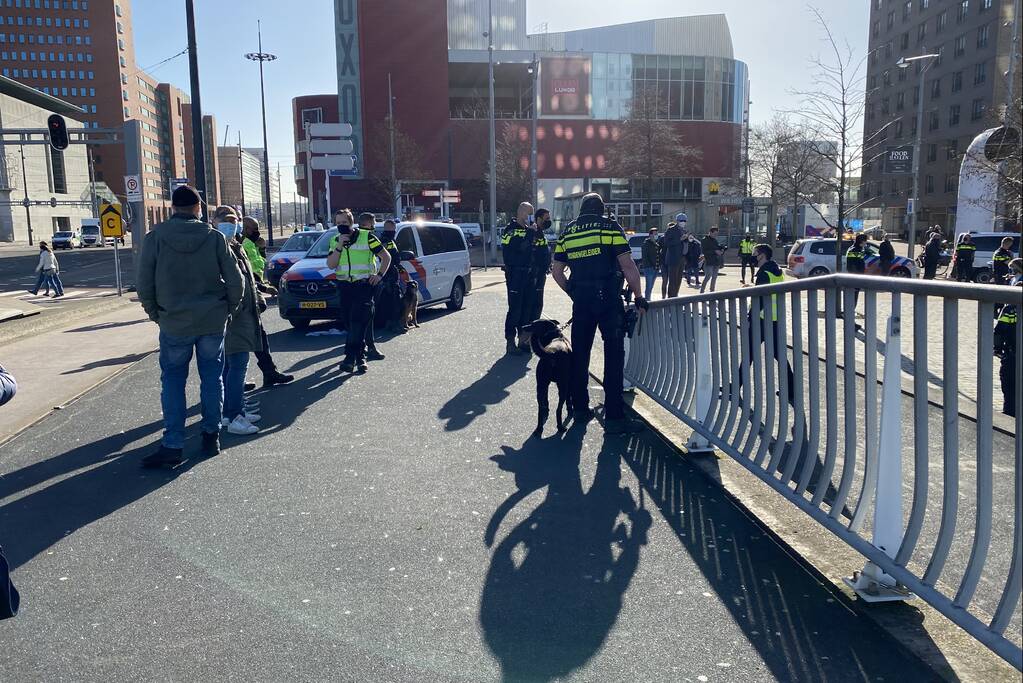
[786,238,917,278]
[278,221,472,329]
[952,231,1021,283]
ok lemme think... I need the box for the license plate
[299,301,327,309]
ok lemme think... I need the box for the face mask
[541,219,552,230]
[382,231,396,242]
[217,223,238,239]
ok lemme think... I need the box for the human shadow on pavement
[479,428,651,682]
[621,435,950,681]
[438,354,530,432]
[0,414,202,571]
[60,352,152,375]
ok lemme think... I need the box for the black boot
[142,446,186,469]
[366,347,386,361]
[244,381,257,392]
[262,370,294,387]
[201,431,221,458]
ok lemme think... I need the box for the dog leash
[558,318,573,332]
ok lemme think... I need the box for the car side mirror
[397,250,415,261]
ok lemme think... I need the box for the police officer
[551,193,647,435]
[354,212,388,363]
[845,233,868,319]
[523,208,552,342]
[378,218,407,333]
[954,233,976,282]
[326,209,391,374]
[501,202,534,354]
[746,243,795,405]
[992,236,1015,285]
[738,232,756,284]
[993,283,1019,417]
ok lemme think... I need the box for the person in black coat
[0,362,19,619]
[922,233,943,280]
[878,233,895,275]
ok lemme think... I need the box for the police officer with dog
[502,202,535,354]
[551,192,647,435]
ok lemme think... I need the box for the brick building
[0,0,222,227]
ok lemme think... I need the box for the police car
[786,237,917,278]
[277,221,472,330]
[264,230,323,288]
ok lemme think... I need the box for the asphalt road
[0,245,134,293]
[0,279,938,682]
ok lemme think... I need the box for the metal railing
[625,273,1022,670]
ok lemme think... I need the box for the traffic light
[47,114,69,151]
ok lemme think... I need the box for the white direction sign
[310,155,356,171]
[124,174,142,202]
[308,122,353,138]
[422,190,442,197]
[310,139,355,155]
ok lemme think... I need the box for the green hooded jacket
[136,213,244,337]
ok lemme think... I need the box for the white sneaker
[242,411,262,424]
[226,415,259,435]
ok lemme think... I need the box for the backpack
[0,544,19,619]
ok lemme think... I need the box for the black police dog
[525,319,574,436]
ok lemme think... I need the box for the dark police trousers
[337,280,375,362]
[504,266,530,340]
[253,325,278,377]
[570,282,627,420]
[1001,351,1016,417]
[363,281,384,350]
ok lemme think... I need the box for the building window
[971,98,985,120]
[957,0,969,22]
[976,24,989,48]
[900,31,909,50]
[949,104,961,125]
[974,61,986,85]
[954,34,966,57]
[888,9,895,28]
[872,20,880,37]
[883,69,891,87]
[896,91,905,110]
[928,110,939,130]
[917,22,927,43]
[882,96,891,115]
[944,175,957,192]
[980,0,992,9]
[890,179,899,196]
[946,139,959,159]
[951,70,963,92]
[903,1,912,20]
[919,0,929,9]
[930,77,941,98]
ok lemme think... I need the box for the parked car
[950,231,1021,283]
[628,232,651,264]
[786,238,918,278]
[264,231,322,288]
[50,230,80,249]
[278,221,472,330]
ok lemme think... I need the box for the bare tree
[606,84,702,226]
[365,121,430,212]
[789,6,893,275]
[494,125,532,214]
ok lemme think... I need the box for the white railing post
[686,308,715,455]
[845,309,913,602]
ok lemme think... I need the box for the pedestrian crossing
[0,288,115,302]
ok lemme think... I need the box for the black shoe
[142,446,186,469]
[201,431,221,458]
[262,371,294,387]
[356,360,369,373]
[605,417,645,435]
[506,339,520,355]
[366,348,386,361]
[340,360,355,373]
[244,381,257,392]
[572,408,595,422]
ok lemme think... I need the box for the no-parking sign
[124,175,142,202]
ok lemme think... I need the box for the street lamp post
[486,0,497,266]
[528,54,539,208]
[897,52,939,260]
[246,21,277,246]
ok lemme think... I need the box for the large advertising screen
[541,57,591,117]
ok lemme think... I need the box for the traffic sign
[310,139,355,155]
[308,123,353,138]
[311,155,355,171]
[100,202,124,237]
[742,197,755,214]
[422,190,442,197]
[124,175,142,202]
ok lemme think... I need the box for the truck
[80,218,102,247]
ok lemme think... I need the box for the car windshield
[305,230,338,259]
[279,233,320,253]
[81,226,99,233]
[54,232,72,238]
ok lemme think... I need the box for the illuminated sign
[541,57,591,117]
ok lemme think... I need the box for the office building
[861,0,1020,234]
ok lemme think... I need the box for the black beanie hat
[171,185,202,208]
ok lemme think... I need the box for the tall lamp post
[527,54,539,208]
[896,52,939,260]
[246,21,277,246]
[486,0,497,266]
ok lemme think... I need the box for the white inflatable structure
[955,125,1020,237]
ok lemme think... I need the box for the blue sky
[132,1,870,198]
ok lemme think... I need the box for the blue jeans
[159,331,225,449]
[44,271,64,296]
[222,352,250,422]
[642,267,657,300]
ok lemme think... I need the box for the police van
[278,220,472,330]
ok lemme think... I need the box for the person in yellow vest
[738,233,757,284]
[748,243,795,405]
[993,284,1019,417]
[240,216,267,283]
[326,209,392,374]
